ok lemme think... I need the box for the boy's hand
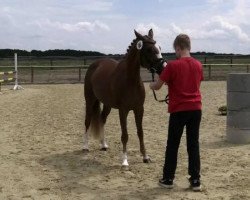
[149,79,164,90]
[151,59,167,75]
[149,82,155,90]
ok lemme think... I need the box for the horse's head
[134,29,164,75]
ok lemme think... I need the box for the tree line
[0,48,249,58]
[0,49,105,57]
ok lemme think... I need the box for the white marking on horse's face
[155,43,163,59]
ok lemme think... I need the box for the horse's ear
[148,29,153,39]
[134,30,143,40]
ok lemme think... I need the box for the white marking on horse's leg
[143,154,151,163]
[122,153,129,166]
[100,124,108,149]
[83,130,89,150]
[143,154,150,160]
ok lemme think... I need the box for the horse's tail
[90,100,102,139]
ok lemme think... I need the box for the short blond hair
[173,34,191,50]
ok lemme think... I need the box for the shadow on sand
[39,149,122,194]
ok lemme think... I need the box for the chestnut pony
[83,29,163,166]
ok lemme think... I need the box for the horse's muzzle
[149,58,165,75]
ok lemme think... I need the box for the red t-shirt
[160,57,203,113]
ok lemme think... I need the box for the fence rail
[0,63,250,84]
[203,64,250,80]
[1,55,250,84]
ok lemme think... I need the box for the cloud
[135,14,250,54]
[228,0,250,25]
[71,0,113,12]
[208,16,250,42]
[169,19,249,42]
[171,23,182,35]
[136,23,172,38]
[29,19,110,32]
[0,7,15,26]
[61,20,110,32]
[136,23,161,35]
[206,0,225,4]
[1,0,250,54]
[137,21,229,41]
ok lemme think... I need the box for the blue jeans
[163,110,201,180]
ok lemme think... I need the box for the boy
[149,34,203,191]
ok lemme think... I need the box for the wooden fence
[1,55,250,83]
[203,64,250,80]
[0,63,249,84]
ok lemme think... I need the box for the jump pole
[13,53,24,90]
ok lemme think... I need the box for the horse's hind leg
[134,107,151,163]
[83,100,93,151]
[100,105,111,151]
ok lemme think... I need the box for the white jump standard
[0,53,23,92]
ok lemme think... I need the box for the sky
[1,0,250,54]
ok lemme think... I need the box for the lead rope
[151,71,169,104]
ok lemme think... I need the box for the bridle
[149,58,169,104]
[138,40,169,104]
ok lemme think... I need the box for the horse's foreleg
[100,105,111,150]
[134,107,151,163]
[119,109,129,166]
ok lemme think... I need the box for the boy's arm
[150,63,171,90]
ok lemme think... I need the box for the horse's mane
[124,38,137,58]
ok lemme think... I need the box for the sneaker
[158,178,174,189]
[189,178,201,191]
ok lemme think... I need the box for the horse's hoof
[143,157,151,163]
[100,147,108,151]
[121,165,130,171]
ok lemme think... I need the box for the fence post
[230,57,233,68]
[31,66,34,83]
[247,65,249,73]
[83,58,87,66]
[78,67,81,82]
[208,65,211,80]
[50,59,53,70]
[204,56,207,64]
